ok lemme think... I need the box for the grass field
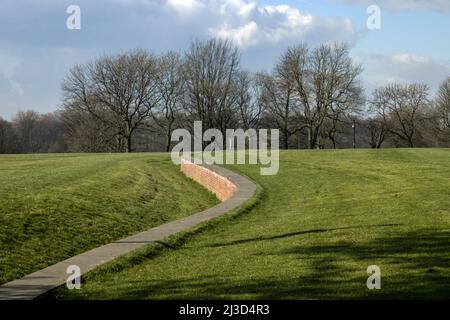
[0,154,218,285]
[48,149,450,300]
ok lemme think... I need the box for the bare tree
[363,117,387,149]
[183,39,241,139]
[365,91,392,149]
[61,50,160,153]
[235,71,263,130]
[12,110,42,153]
[436,77,450,131]
[0,117,18,153]
[9,111,66,153]
[322,108,347,149]
[374,83,429,148]
[280,43,363,149]
[257,70,299,149]
[60,105,121,152]
[152,52,185,152]
[322,94,362,149]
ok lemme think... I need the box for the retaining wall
[181,159,237,202]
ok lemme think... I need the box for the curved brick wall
[181,159,237,202]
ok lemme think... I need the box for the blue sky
[0,0,449,119]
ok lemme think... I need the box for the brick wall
[181,159,237,202]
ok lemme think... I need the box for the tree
[10,111,66,153]
[183,39,241,141]
[61,50,160,153]
[60,105,121,152]
[236,71,263,130]
[374,83,430,148]
[365,91,392,149]
[362,117,387,149]
[280,43,363,149]
[322,97,362,149]
[0,117,18,154]
[152,52,185,152]
[258,70,298,149]
[12,110,42,153]
[436,77,450,132]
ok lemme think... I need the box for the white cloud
[208,3,316,49]
[391,53,430,64]
[354,52,450,94]
[211,21,260,48]
[113,0,356,49]
[166,0,204,14]
[165,0,354,49]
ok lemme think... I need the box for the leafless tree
[61,50,160,153]
[436,77,450,131]
[257,70,299,149]
[280,43,363,149]
[4,41,446,153]
[183,39,241,139]
[152,52,185,152]
[0,117,18,153]
[363,117,387,149]
[322,96,362,149]
[9,111,66,153]
[12,110,42,153]
[365,91,392,149]
[235,71,263,130]
[60,105,121,152]
[373,83,430,148]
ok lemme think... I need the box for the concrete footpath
[0,163,256,300]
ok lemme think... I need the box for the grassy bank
[51,149,450,299]
[0,153,218,285]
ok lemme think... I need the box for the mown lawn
[50,149,450,299]
[0,153,218,285]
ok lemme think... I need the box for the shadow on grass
[208,224,402,247]
[52,228,450,300]
[273,228,450,299]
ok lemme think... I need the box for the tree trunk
[126,135,132,153]
[283,129,289,150]
[307,127,314,150]
[310,128,319,149]
[165,127,172,152]
[331,138,337,149]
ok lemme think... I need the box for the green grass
[49,149,450,300]
[0,153,218,285]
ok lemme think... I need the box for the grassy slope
[53,149,450,300]
[0,153,218,285]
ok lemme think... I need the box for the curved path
[0,162,257,300]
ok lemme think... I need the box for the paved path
[0,163,256,300]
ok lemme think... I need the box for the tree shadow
[207,224,402,248]
[272,227,450,299]
[50,227,450,300]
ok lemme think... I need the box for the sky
[0,0,449,120]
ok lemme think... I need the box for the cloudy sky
[0,0,449,119]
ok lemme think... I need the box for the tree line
[1,39,450,154]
